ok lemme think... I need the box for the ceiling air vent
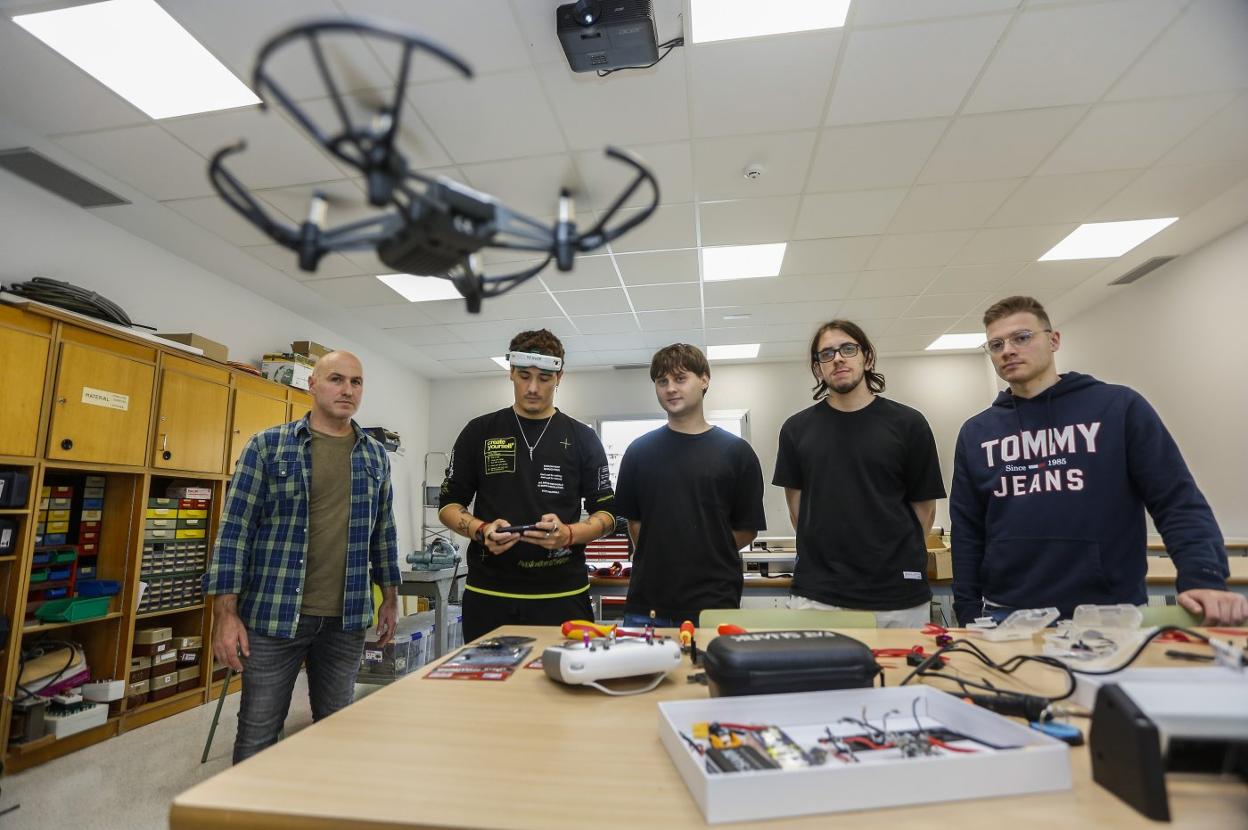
[612,363,648,371]
[0,147,129,208]
[1108,256,1176,286]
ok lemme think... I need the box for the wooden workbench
[170,626,1247,829]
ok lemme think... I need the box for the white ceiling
[1,0,1247,377]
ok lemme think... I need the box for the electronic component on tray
[705,745,777,774]
[208,19,659,315]
[542,636,681,689]
[741,726,818,770]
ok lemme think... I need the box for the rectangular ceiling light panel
[702,242,787,282]
[1039,218,1177,261]
[708,343,761,360]
[691,0,851,44]
[926,333,987,351]
[377,274,463,302]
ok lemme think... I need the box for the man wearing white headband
[439,329,617,641]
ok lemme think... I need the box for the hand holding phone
[496,523,538,534]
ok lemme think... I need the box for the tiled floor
[1,673,377,829]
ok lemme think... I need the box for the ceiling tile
[637,309,704,331]
[593,349,655,365]
[950,224,1075,265]
[705,325,803,345]
[757,340,808,359]
[1160,93,1248,166]
[827,15,1010,124]
[792,190,907,239]
[382,324,463,348]
[807,119,948,192]
[919,107,1086,183]
[615,249,700,285]
[571,313,641,335]
[414,340,495,361]
[580,333,647,351]
[868,231,975,269]
[574,141,694,209]
[409,69,566,164]
[1011,259,1114,290]
[837,296,915,319]
[964,0,1178,113]
[642,329,705,349]
[482,260,559,294]
[699,196,801,245]
[1107,0,1248,101]
[852,0,1022,26]
[536,56,690,149]
[243,244,362,279]
[350,303,438,328]
[887,316,961,336]
[53,125,215,201]
[851,268,939,298]
[626,282,701,312]
[1089,162,1248,220]
[423,290,560,324]
[887,179,1019,233]
[928,263,1024,294]
[162,109,343,189]
[460,154,581,217]
[703,274,856,308]
[441,357,505,374]
[689,31,842,137]
[554,287,632,316]
[446,316,576,342]
[905,292,987,317]
[606,203,696,252]
[987,170,1139,226]
[303,274,409,307]
[543,256,621,292]
[692,131,817,200]
[876,334,944,353]
[781,237,879,275]
[709,302,843,326]
[1038,94,1232,175]
[163,197,274,246]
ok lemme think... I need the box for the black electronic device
[209,19,659,314]
[496,524,538,535]
[0,470,30,508]
[702,630,882,698]
[557,0,659,73]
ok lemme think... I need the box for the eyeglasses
[983,329,1051,354]
[815,343,861,363]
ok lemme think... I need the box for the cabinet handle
[56,397,67,405]
[161,434,168,452]
[61,438,73,451]
[233,429,241,434]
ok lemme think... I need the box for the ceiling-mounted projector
[557,0,659,73]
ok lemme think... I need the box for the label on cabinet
[81,386,130,411]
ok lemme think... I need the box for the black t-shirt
[772,397,946,610]
[439,407,615,596]
[614,426,767,618]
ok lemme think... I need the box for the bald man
[207,351,400,763]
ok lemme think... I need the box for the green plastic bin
[34,596,111,623]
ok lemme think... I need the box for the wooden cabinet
[47,341,155,466]
[229,387,288,472]
[289,390,313,423]
[0,311,51,458]
[153,359,230,474]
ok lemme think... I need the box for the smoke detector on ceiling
[743,164,764,180]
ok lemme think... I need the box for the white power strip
[82,679,127,702]
[46,702,107,739]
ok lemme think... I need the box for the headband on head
[507,351,563,372]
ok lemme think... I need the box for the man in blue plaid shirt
[207,350,400,764]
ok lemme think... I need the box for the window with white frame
[597,410,749,487]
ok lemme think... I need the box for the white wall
[428,353,997,536]
[1057,223,1248,537]
[0,171,431,542]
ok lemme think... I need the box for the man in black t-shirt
[773,320,945,628]
[615,344,766,627]
[438,329,616,642]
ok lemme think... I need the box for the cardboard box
[927,547,953,581]
[150,671,178,701]
[127,678,150,708]
[261,356,313,391]
[173,635,202,650]
[177,665,202,692]
[157,332,229,363]
[291,340,331,359]
[134,626,173,645]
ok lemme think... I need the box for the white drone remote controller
[543,637,682,695]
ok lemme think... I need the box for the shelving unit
[0,300,312,773]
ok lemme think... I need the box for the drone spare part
[506,351,564,372]
[208,18,660,314]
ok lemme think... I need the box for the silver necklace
[514,408,554,460]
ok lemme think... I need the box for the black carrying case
[703,630,881,697]
[0,471,31,508]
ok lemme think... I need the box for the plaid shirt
[205,415,401,637]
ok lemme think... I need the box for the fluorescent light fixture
[721,313,752,321]
[491,356,510,370]
[691,0,851,43]
[708,343,761,361]
[13,0,259,119]
[377,274,462,303]
[926,333,988,351]
[702,243,787,282]
[1039,218,1178,261]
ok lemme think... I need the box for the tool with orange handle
[680,620,694,648]
[717,623,748,635]
[561,619,615,639]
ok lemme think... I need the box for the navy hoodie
[950,372,1228,624]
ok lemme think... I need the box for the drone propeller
[208,17,659,313]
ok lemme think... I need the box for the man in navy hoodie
[950,295,1246,626]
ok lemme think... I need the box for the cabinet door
[48,342,155,466]
[0,326,50,457]
[153,371,230,473]
[229,389,288,472]
[288,391,313,424]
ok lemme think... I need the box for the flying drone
[209,19,660,313]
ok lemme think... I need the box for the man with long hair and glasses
[438,329,617,641]
[772,320,945,627]
[950,296,1246,626]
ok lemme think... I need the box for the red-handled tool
[680,620,695,648]
[717,623,748,635]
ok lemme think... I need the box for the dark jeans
[461,589,593,643]
[622,611,701,629]
[233,615,366,764]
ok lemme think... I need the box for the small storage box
[702,630,881,698]
[0,471,31,507]
[177,665,202,692]
[0,518,16,554]
[127,678,151,707]
[150,672,178,701]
